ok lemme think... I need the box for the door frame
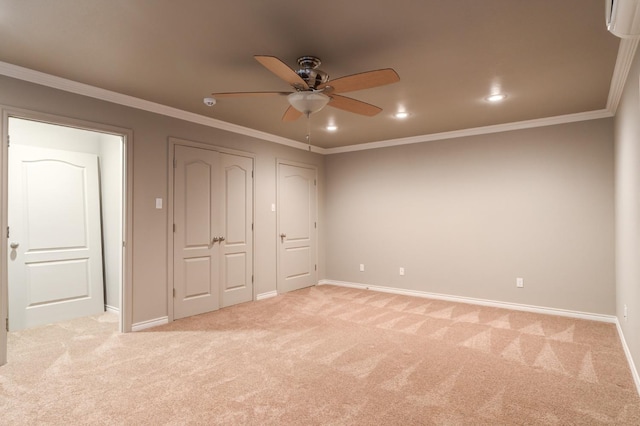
[276,158,318,294]
[0,106,134,366]
[166,137,255,323]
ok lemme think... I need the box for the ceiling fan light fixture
[288,91,330,115]
[326,124,338,132]
[394,111,409,119]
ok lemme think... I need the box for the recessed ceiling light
[326,125,338,132]
[486,93,507,103]
[394,111,409,119]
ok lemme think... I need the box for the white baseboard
[131,316,168,332]
[317,280,617,324]
[615,320,640,397]
[105,305,120,314]
[256,290,278,301]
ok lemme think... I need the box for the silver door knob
[10,242,19,249]
[280,233,286,241]
[218,236,225,242]
[211,237,219,244]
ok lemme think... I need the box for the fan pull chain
[306,112,312,151]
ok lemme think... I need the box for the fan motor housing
[295,56,329,89]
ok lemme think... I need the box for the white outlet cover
[155,198,163,209]
[516,277,524,288]
[399,267,405,276]
[359,264,365,272]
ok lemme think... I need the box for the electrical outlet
[624,304,628,321]
[399,267,405,276]
[359,264,365,272]
[516,277,524,288]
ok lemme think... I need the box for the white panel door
[173,145,221,320]
[277,163,317,293]
[220,153,253,307]
[8,145,104,331]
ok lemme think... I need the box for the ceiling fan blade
[328,94,382,116]
[282,105,303,122]
[254,55,309,90]
[320,69,399,93]
[212,91,290,98]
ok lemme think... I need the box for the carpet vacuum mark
[1,284,639,425]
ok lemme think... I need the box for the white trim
[105,305,120,314]
[318,280,617,323]
[256,291,278,301]
[607,38,640,113]
[323,109,614,154]
[131,316,169,332]
[615,320,640,396]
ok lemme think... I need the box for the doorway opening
[1,110,133,366]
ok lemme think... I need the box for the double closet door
[173,145,253,320]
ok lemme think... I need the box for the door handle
[211,236,219,245]
[218,236,225,243]
[280,233,286,242]
[10,242,19,249]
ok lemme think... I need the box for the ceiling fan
[212,55,400,121]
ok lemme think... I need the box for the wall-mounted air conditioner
[606,0,640,38]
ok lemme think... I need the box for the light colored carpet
[1,284,639,425]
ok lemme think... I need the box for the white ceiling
[0,0,622,150]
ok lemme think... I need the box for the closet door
[220,153,253,307]
[172,145,254,319]
[277,162,317,293]
[173,145,221,320]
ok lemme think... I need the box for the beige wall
[614,43,640,381]
[0,72,618,326]
[0,75,325,325]
[325,119,615,314]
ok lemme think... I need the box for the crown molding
[0,54,626,156]
[607,37,640,113]
[323,109,614,155]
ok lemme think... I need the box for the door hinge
[173,158,177,168]
[5,318,8,332]
[6,226,9,238]
[252,171,254,178]
[251,275,254,284]
[251,223,254,231]
[122,241,126,248]
[7,135,10,148]
[173,224,176,233]
[314,222,317,229]
[315,264,317,271]
[173,288,176,298]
